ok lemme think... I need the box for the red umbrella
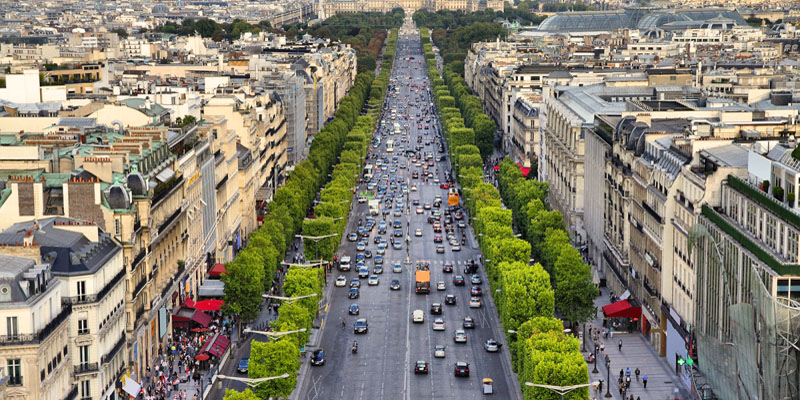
[190,328,210,332]
[195,354,210,361]
[195,299,225,312]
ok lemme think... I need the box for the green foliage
[110,28,128,38]
[553,246,597,323]
[249,339,300,399]
[497,262,554,332]
[223,389,260,400]
[221,249,266,323]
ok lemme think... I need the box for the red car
[440,183,450,189]
[434,234,443,243]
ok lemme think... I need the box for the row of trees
[221,27,399,400]
[156,18,273,41]
[421,27,589,400]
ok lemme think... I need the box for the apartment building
[0,218,127,400]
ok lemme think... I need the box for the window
[6,317,17,338]
[77,281,86,301]
[7,359,21,385]
[78,319,89,335]
[115,219,121,236]
[81,379,91,399]
[79,345,89,365]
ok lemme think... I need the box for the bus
[386,139,394,153]
[415,261,430,294]
[448,188,459,207]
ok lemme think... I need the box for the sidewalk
[585,288,688,400]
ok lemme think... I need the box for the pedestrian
[625,368,631,377]
[610,327,615,338]
[600,343,605,353]
[625,375,631,388]
[598,380,603,392]
[642,375,648,388]
[618,339,623,351]
[635,367,640,381]
[629,395,634,400]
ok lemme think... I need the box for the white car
[469,297,482,308]
[432,318,445,331]
[484,339,501,352]
[411,185,418,191]
[434,345,446,358]
[416,207,424,214]
[368,275,379,286]
[436,281,446,291]
[335,276,347,287]
[358,196,367,203]
[412,309,424,323]
[415,228,422,237]
[454,330,467,343]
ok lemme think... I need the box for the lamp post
[604,356,612,398]
[216,373,290,388]
[295,233,338,262]
[524,381,600,400]
[592,344,599,374]
[243,328,307,341]
[262,293,318,303]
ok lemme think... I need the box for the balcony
[153,207,182,244]
[62,268,125,306]
[64,385,78,400]
[152,175,184,208]
[0,304,71,346]
[101,334,126,364]
[132,249,146,272]
[74,362,99,375]
[135,303,145,322]
[133,277,147,299]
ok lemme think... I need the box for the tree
[553,247,596,324]
[540,228,570,274]
[221,251,266,336]
[249,339,300,399]
[498,262,554,332]
[272,302,312,349]
[223,389,260,400]
[110,28,128,38]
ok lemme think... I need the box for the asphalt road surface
[296,18,516,400]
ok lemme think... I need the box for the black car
[471,286,483,296]
[349,304,360,315]
[463,316,475,329]
[311,349,325,366]
[445,294,457,305]
[430,303,443,314]
[442,263,453,273]
[390,279,401,290]
[453,276,465,286]
[354,318,369,334]
[348,288,360,299]
[414,360,429,374]
[454,362,470,377]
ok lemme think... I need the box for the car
[393,228,403,238]
[350,278,361,288]
[348,233,359,242]
[349,304,360,315]
[432,318,446,331]
[356,253,366,263]
[354,318,368,333]
[373,235,383,244]
[415,228,423,237]
[237,359,249,373]
[310,349,325,366]
[393,263,403,273]
[471,286,483,296]
[393,209,402,217]
[454,362,470,377]
[469,297,482,308]
[457,221,466,229]
[356,241,366,251]
[349,288,360,299]
[414,360,429,374]
[390,279,401,290]
[412,309,424,323]
[376,244,386,255]
[471,275,482,285]
[375,255,384,265]
[445,294,457,305]
[440,183,450,189]
[416,206,424,214]
[484,339,502,352]
[453,275,465,286]
[423,202,431,210]
[368,275,379,286]
[454,330,467,343]
[335,276,347,287]
[364,249,373,259]
[373,265,383,274]
[411,185,418,191]
[393,241,403,250]
[436,245,445,254]
[434,345,446,358]
[358,267,369,278]
[463,316,475,329]
[430,303,443,314]
[433,234,443,243]
[451,243,461,252]
[443,263,453,273]
[436,281,446,291]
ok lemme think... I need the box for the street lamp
[243,328,307,341]
[280,260,328,269]
[524,381,600,400]
[216,373,291,388]
[295,233,338,261]
[592,343,599,374]
[262,293,318,303]
[604,356,612,398]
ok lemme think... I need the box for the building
[318,0,503,19]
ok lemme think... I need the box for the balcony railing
[135,303,145,322]
[152,175,184,208]
[73,362,99,375]
[64,385,78,400]
[62,268,125,306]
[101,334,126,364]
[132,248,146,272]
[133,277,147,299]
[0,304,71,346]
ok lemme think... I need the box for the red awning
[493,165,499,171]
[202,333,230,358]
[602,300,641,318]
[172,307,212,327]
[184,298,195,308]
[209,263,226,276]
[195,299,225,312]
[516,162,531,177]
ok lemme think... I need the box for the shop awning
[195,299,225,312]
[209,263,227,276]
[199,280,225,298]
[516,162,531,177]
[493,165,499,171]
[172,306,212,327]
[202,333,230,358]
[602,300,641,319]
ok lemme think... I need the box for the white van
[340,255,351,271]
[412,309,424,323]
